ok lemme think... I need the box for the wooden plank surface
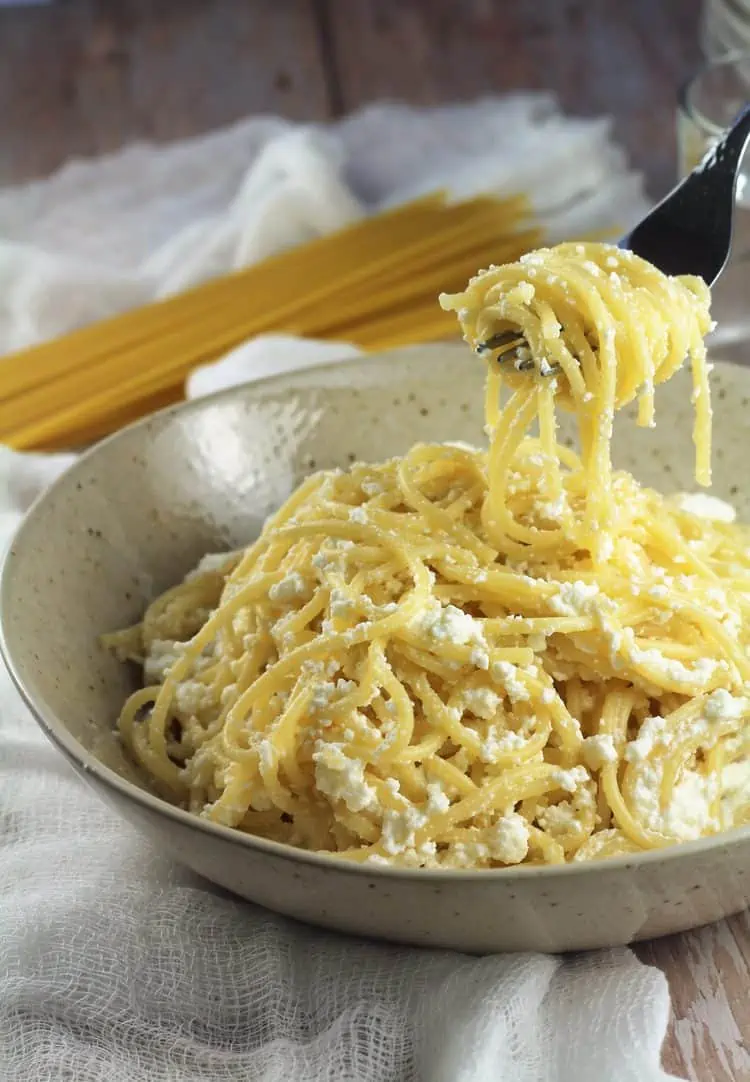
[637,917,750,1081]
[0,0,703,194]
[0,0,329,184]
[1,2,747,1080]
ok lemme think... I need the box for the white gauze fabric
[0,98,682,1081]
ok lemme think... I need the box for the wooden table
[1,2,746,1079]
[0,0,702,198]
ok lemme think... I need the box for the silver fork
[479,104,750,371]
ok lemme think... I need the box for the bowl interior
[3,343,750,802]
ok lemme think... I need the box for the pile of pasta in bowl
[105,241,750,869]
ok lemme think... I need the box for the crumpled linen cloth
[0,97,681,1081]
[0,95,647,352]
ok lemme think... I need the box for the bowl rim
[2,345,749,884]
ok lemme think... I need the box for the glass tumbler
[678,52,750,359]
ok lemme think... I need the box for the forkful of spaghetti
[439,242,713,566]
[450,103,750,389]
[439,105,750,529]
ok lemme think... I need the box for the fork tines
[477,329,560,376]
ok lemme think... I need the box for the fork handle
[621,104,750,284]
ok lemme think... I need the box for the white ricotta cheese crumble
[704,688,746,723]
[312,742,376,813]
[268,571,309,604]
[674,492,736,523]
[548,580,600,617]
[425,781,451,815]
[174,679,212,716]
[381,804,428,856]
[470,647,490,670]
[311,539,355,575]
[488,813,529,864]
[480,727,527,763]
[143,639,183,683]
[538,800,582,836]
[625,715,669,762]
[632,761,718,840]
[310,677,356,712]
[491,660,530,702]
[460,686,502,720]
[551,765,589,792]
[416,601,487,648]
[582,733,617,770]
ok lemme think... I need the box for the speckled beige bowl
[4,343,750,953]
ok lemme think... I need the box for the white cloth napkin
[0,98,681,1081]
[0,96,648,352]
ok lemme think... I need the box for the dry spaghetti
[106,240,750,868]
[1,194,538,452]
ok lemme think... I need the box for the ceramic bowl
[4,343,750,954]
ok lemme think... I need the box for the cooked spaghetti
[106,240,750,868]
